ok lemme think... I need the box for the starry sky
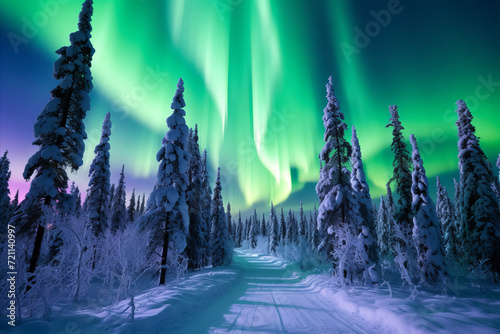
[1,0,499,214]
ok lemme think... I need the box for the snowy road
[172,250,386,334]
[8,249,499,333]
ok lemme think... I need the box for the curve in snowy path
[173,249,388,334]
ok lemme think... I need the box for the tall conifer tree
[138,79,190,285]
[455,100,500,274]
[15,0,95,280]
[86,112,111,236]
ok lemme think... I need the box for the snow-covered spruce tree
[386,184,395,213]
[249,209,258,248]
[244,217,250,241]
[11,190,19,211]
[13,0,94,279]
[377,196,392,260]
[139,193,146,215]
[310,212,320,251]
[350,125,377,265]
[410,134,447,286]
[127,189,136,223]
[453,178,461,228]
[0,151,12,235]
[385,105,413,244]
[260,213,267,236]
[299,202,306,237]
[315,76,361,282]
[86,111,111,236]
[279,208,286,244]
[138,78,190,285]
[235,210,243,247]
[304,214,310,242]
[70,182,82,217]
[186,125,204,270]
[233,219,238,240]
[268,202,279,255]
[455,100,500,275]
[108,183,115,213]
[226,202,233,240]
[211,168,231,266]
[201,149,212,266]
[135,194,141,217]
[436,176,458,262]
[110,165,126,233]
[286,209,297,245]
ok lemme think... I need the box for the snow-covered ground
[4,249,500,333]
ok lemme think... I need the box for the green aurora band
[1,0,499,213]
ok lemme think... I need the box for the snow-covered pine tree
[11,190,19,211]
[453,178,460,228]
[315,77,361,281]
[70,182,82,218]
[0,151,12,234]
[436,176,457,262]
[127,189,136,223]
[138,78,190,285]
[260,213,267,236]
[235,210,243,247]
[385,105,413,244]
[86,112,111,236]
[279,208,286,244]
[110,165,127,233]
[211,168,230,266]
[14,0,94,280]
[350,125,378,265]
[309,212,319,250]
[455,100,500,275]
[135,193,141,217]
[244,217,250,242]
[286,209,297,245]
[386,184,395,213]
[186,125,204,270]
[299,202,306,237]
[410,134,447,286]
[201,149,212,267]
[233,219,237,240]
[140,194,146,215]
[109,183,115,213]
[82,188,89,212]
[376,196,392,260]
[249,209,258,248]
[226,202,233,240]
[268,202,279,254]
[234,210,244,247]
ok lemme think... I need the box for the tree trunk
[159,216,169,285]
[26,224,45,292]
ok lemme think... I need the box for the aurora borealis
[1,0,499,213]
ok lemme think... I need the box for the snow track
[173,250,386,333]
[8,249,499,333]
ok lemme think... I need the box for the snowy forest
[1,1,500,333]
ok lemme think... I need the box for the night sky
[1,0,499,214]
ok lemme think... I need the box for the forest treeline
[1,0,499,320]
